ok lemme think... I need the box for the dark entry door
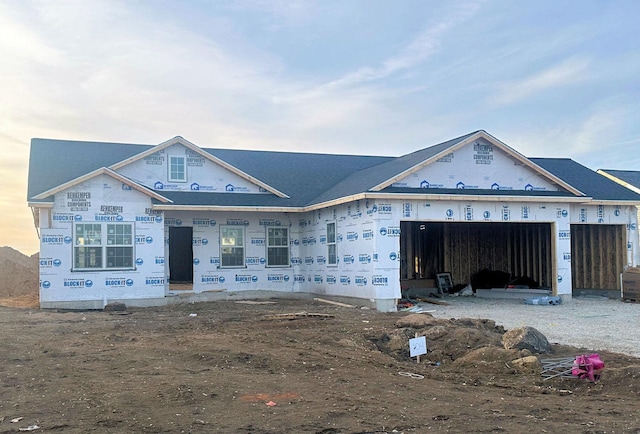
[169,226,193,283]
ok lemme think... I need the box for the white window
[73,223,134,270]
[168,155,186,182]
[220,226,245,267]
[266,227,289,267]
[327,221,337,265]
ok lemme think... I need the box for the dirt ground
[0,299,639,434]
[1,246,640,433]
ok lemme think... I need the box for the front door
[169,226,193,283]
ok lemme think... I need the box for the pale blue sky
[1,0,639,254]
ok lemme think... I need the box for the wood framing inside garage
[401,221,627,293]
[571,224,626,291]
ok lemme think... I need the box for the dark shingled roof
[531,158,640,201]
[599,169,640,190]
[28,134,640,209]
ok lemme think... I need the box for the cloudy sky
[2,0,639,255]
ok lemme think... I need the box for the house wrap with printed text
[27,130,640,310]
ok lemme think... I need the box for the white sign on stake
[409,335,427,358]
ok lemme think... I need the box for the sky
[1,0,639,255]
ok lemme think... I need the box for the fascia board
[152,191,596,214]
[597,170,640,195]
[27,201,53,208]
[109,136,289,199]
[31,167,172,203]
[370,131,585,196]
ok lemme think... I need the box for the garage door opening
[400,221,553,292]
[571,224,626,293]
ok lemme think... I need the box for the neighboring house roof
[28,132,640,210]
[531,159,640,202]
[597,169,640,195]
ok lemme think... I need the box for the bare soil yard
[1,246,640,433]
[1,299,640,433]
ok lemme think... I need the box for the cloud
[492,56,591,105]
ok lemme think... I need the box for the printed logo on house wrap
[226,219,249,226]
[302,236,316,246]
[193,218,215,227]
[522,206,530,220]
[326,275,336,285]
[245,257,266,266]
[343,255,354,265]
[372,275,389,286]
[389,252,398,261]
[95,214,124,222]
[40,258,62,268]
[136,235,154,244]
[355,276,367,286]
[305,256,314,265]
[41,281,51,289]
[136,258,144,266]
[136,214,161,223]
[53,213,76,222]
[193,258,200,265]
[192,237,208,246]
[346,231,358,241]
[558,230,571,240]
[155,256,165,265]
[201,275,225,284]
[628,223,637,231]
[164,218,182,226]
[316,256,326,265]
[235,274,258,283]
[267,274,288,283]
[42,235,66,245]
[259,219,281,226]
[379,226,400,237]
[359,254,371,264]
[105,277,133,287]
[145,277,165,286]
[563,252,571,261]
[294,275,305,282]
[61,278,85,288]
[340,276,351,285]
[314,275,323,284]
[209,257,219,265]
[362,229,374,240]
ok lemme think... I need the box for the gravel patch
[424,296,640,357]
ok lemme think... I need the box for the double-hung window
[327,222,337,265]
[168,155,186,182]
[73,223,134,270]
[220,226,245,267]
[266,227,289,267]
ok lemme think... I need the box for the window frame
[266,226,290,268]
[327,221,337,266]
[168,155,187,182]
[73,222,135,271]
[219,225,246,268]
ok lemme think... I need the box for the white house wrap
[28,131,640,310]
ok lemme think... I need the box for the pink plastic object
[572,353,605,382]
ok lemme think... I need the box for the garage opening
[400,221,553,291]
[571,224,626,293]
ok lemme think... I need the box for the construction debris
[262,311,335,320]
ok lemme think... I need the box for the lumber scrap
[313,297,356,308]
[262,311,335,320]
[416,297,450,306]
